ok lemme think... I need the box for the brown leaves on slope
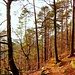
[26,52,75,75]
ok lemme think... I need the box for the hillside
[28,51,75,75]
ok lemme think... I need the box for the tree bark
[33,0,40,69]
[70,0,75,57]
[44,17,47,62]
[65,1,69,50]
[54,0,60,63]
[0,38,1,74]
[7,1,19,75]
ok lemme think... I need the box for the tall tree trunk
[33,0,40,69]
[61,8,64,53]
[0,38,1,74]
[47,27,49,60]
[65,0,69,50]
[26,56,30,70]
[44,17,47,62]
[41,34,44,64]
[7,1,19,75]
[54,0,60,63]
[49,30,52,58]
[70,0,75,57]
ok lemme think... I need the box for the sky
[0,0,52,39]
[11,0,47,28]
[0,0,52,29]
[11,0,49,28]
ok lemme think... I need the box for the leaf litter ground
[25,51,75,75]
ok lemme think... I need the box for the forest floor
[25,51,75,75]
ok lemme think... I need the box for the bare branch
[3,0,7,4]
[43,0,50,5]
[0,20,6,26]
[20,42,27,57]
[0,41,8,44]
[27,0,41,9]
[0,2,7,6]
[0,35,7,37]
[12,28,28,57]
[42,0,53,6]
[12,28,21,41]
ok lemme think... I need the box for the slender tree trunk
[61,8,64,53]
[41,34,44,64]
[66,1,69,50]
[0,38,1,74]
[70,0,75,57]
[47,28,49,60]
[54,0,60,63]
[49,30,52,58]
[44,17,47,62]
[33,0,40,69]
[7,1,19,75]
